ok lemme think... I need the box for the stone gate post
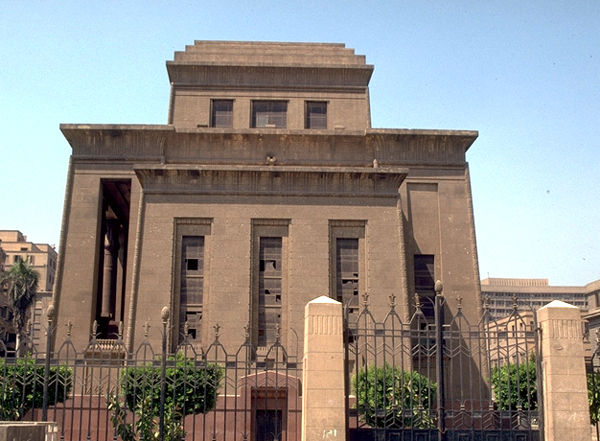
[302,296,345,441]
[538,300,591,441]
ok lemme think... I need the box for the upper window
[211,100,233,128]
[252,101,287,128]
[305,101,327,129]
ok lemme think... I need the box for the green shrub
[353,363,436,428]
[588,372,600,425]
[490,354,537,411]
[109,353,223,441]
[0,356,72,421]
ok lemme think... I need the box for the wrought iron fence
[0,311,301,441]
[345,289,541,441]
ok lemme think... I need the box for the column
[538,300,591,441]
[302,296,345,441]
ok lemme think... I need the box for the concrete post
[538,300,591,441]
[302,296,345,441]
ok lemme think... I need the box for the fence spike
[456,295,463,310]
[362,292,370,306]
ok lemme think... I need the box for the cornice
[134,165,408,198]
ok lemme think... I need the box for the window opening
[252,101,287,128]
[305,101,327,129]
[258,237,282,347]
[180,236,204,344]
[211,99,233,128]
[414,255,435,319]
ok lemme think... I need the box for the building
[582,280,600,343]
[52,41,482,356]
[0,230,57,352]
[481,277,591,322]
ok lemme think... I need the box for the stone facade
[52,41,482,355]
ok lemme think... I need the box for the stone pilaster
[538,300,591,441]
[302,296,345,441]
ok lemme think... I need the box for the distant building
[0,230,57,352]
[486,309,536,365]
[481,277,593,322]
[582,280,600,343]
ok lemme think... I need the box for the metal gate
[345,288,541,441]
[0,315,301,441]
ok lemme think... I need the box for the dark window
[305,101,327,129]
[336,238,360,323]
[258,237,282,346]
[414,255,435,318]
[252,101,287,128]
[180,236,204,343]
[211,100,233,128]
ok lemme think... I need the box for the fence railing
[345,288,541,441]
[0,309,301,441]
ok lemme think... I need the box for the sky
[1,1,598,286]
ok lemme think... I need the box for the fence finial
[47,304,55,322]
[414,293,421,310]
[434,280,443,295]
[362,292,370,306]
[66,320,72,337]
[389,293,396,308]
[512,293,518,311]
[456,295,463,311]
[143,320,150,338]
[161,307,170,325]
[214,323,220,341]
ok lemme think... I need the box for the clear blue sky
[1,1,598,286]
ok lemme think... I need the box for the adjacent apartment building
[52,41,482,355]
[0,230,57,351]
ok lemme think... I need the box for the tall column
[538,300,591,441]
[302,296,345,441]
[101,221,119,318]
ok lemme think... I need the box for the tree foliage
[490,354,538,411]
[109,353,223,441]
[0,356,72,421]
[353,363,436,428]
[588,372,600,425]
[0,257,40,341]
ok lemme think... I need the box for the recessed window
[414,254,435,318]
[258,237,282,347]
[252,101,287,128]
[329,220,366,323]
[305,101,327,129]
[211,100,233,128]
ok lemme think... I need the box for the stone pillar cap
[308,295,341,305]
[539,300,578,310]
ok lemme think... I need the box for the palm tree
[0,256,40,352]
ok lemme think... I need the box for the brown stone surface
[53,42,481,374]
